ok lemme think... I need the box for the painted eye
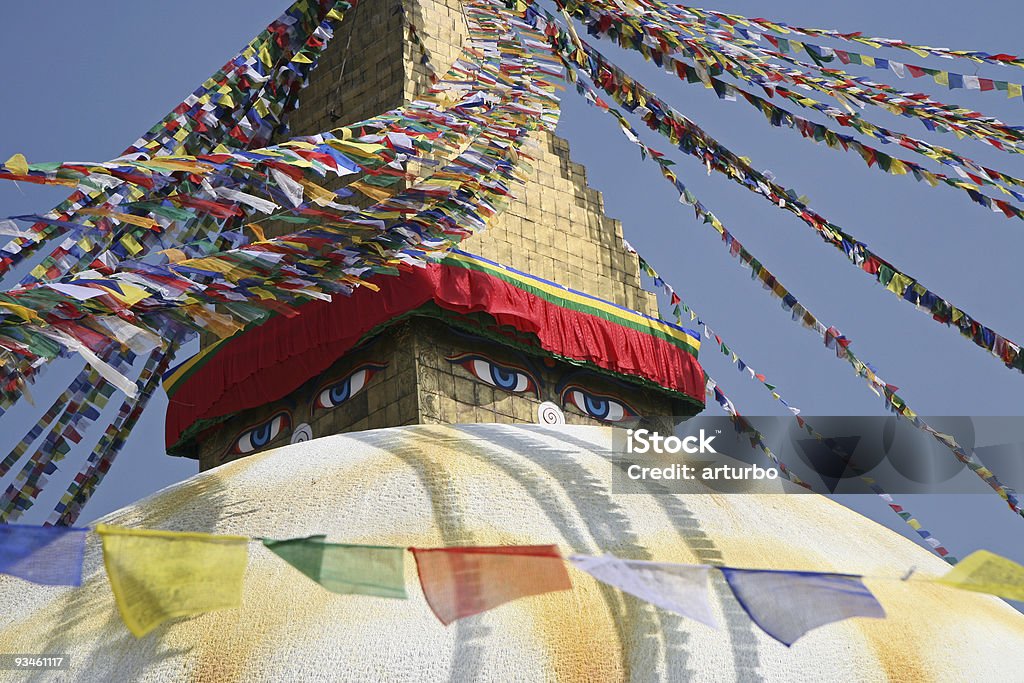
[233,412,290,454]
[314,363,386,410]
[448,354,538,396]
[563,388,637,423]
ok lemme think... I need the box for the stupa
[2,1,1024,681]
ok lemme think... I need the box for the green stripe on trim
[443,255,700,356]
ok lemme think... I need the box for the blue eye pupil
[490,365,518,390]
[251,422,273,447]
[584,394,610,419]
[329,379,351,405]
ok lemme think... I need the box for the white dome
[1,424,1022,681]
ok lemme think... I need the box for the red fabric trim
[165,261,705,449]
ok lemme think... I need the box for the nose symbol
[537,402,565,425]
[291,423,314,444]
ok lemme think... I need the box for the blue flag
[721,568,885,646]
[0,524,88,586]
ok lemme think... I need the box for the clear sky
[0,1,1021,574]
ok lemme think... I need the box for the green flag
[263,536,406,599]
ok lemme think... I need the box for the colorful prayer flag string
[0,524,1012,643]
[541,20,1024,524]
[627,242,957,563]
[536,7,1024,376]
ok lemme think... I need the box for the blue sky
[0,2,1021,572]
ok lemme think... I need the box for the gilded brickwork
[192,0,684,465]
[281,0,657,315]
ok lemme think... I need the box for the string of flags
[0,0,560,402]
[646,2,1024,154]
[0,0,563,522]
[535,7,1024,524]
[0,0,365,527]
[565,16,1024,215]
[0,0,357,287]
[625,241,957,563]
[588,0,1024,192]
[559,0,1024,152]
[662,2,1024,70]
[0,523,1017,643]
[539,6,1024,376]
[636,40,1024,203]
[715,27,1024,100]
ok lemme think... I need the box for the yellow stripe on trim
[443,252,701,350]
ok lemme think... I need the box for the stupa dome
[1,424,1022,681]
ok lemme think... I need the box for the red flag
[411,545,571,625]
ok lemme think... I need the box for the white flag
[213,186,280,214]
[570,554,718,628]
[269,168,305,208]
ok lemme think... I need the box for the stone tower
[164,0,705,469]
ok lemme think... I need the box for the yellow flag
[0,301,40,322]
[350,180,395,202]
[258,42,274,67]
[247,223,267,242]
[1009,83,1023,100]
[327,139,387,157]
[249,286,277,300]
[160,248,187,263]
[297,177,340,206]
[888,159,908,176]
[4,153,29,176]
[77,208,159,231]
[97,525,248,638]
[97,282,150,305]
[885,272,913,296]
[935,550,1024,601]
[119,233,144,256]
[189,306,245,339]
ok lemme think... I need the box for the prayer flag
[411,545,571,625]
[263,536,406,598]
[97,524,248,638]
[570,554,717,628]
[4,153,29,176]
[935,550,1024,601]
[720,568,884,646]
[0,524,87,586]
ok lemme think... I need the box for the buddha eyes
[232,412,290,455]
[447,353,539,396]
[562,387,637,423]
[448,353,636,420]
[227,363,387,458]
[314,363,387,410]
